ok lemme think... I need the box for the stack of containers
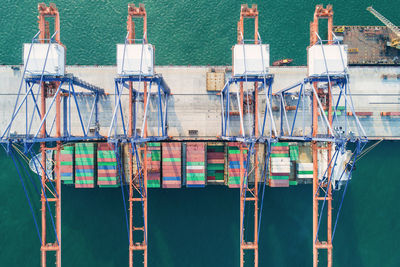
[146,143,161,188]
[289,145,299,161]
[97,143,119,188]
[269,143,290,187]
[297,162,313,179]
[75,143,95,188]
[186,143,206,188]
[58,145,74,185]
[206,143,225,183]
[162,143,181,188]
[228,143,247,188]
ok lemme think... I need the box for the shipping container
[186,143,206,188]
[75,143,95,188]
[269,143,290,187]
[97,143,119,188]
[58,145,74,185]
[289,145,299,161]
[228,143,247,188]
[207,143,225,183]
[162,143,182,188]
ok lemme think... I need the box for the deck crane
[367,7,400,49]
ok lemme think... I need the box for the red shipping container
[76,165,94,170]
[186,169,205,174]
[271,150,290,154]
[207,159,224,164]
[60,155,73,161]
[98,158,117,163]
[75,154,93,158]
[207,152,224,159]
[147,173,160,180]
[187,156,204,162]
[162,184,181,189]
[269,179,289,187]
[75,184,95,188]
[98,181,118,185]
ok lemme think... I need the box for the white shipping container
[233,44,269,76]
[271,157,290,162]
[297,163,313,171]
[186,166,204,170]
[24,43,65,76]
[308,44,347,76]
[298,174,314,179]
[271,165,290,171]
[117,44,154,76]
[271,158,290,164]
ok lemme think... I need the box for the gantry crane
[108,3,169,267]
[367,6,400,49]
[4,3,106,266]
[127,5,148,267]
[237,6,260,267]
[310,5,334,267]
[38,4,62,267]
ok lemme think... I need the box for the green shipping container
[207,164,224,171]
[147,142,161,147]
[99,184,119,188]
[289,146,299,161]
[270,153,289,158]
[289,180,298,186]
[272,142,289,147]
[151,151,161,161]
[270,176,290,180]
[297,170,313,174]
[228,176,240,184]
[187,162,205,166]
[163,158,181,162]
[147,180,161,188]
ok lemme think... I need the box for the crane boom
[367,7,400,38]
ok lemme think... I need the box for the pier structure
[6,2,400,267]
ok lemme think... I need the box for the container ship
[29,141,353,190]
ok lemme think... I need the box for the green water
[1,0,400,266]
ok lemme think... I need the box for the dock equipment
[367,7,400,49]
[3,3,370,267]
[0,3,108,267]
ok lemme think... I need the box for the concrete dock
[0,65,399,140]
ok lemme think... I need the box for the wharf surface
[0,65,399,140]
